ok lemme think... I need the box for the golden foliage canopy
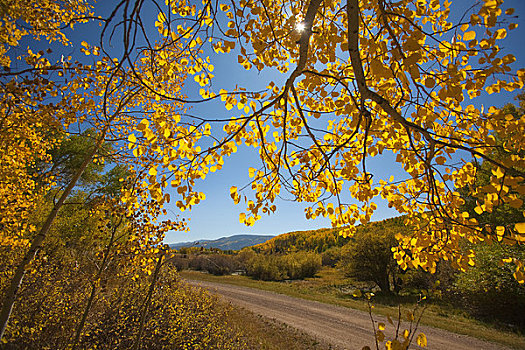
[133,0,525,281]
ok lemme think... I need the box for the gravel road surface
[189,279,511,350]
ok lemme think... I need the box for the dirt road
[189,280,512,350]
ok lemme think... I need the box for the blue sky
[85,0,525,244]
[162,0,525,244]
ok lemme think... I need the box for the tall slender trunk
[0,134,105,341]
[132,253,164,350]
[376,273,391,294]
[71,216,123,350]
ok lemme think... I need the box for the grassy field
[182,268,525,350]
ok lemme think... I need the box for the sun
[295,22,306,32]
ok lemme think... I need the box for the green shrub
[453,243,525,327]
[282,251,322,279]
[188,254,240,275]
[245,254,282,281]
[321,246,342,267]
[245,252,321,281]
[401,262,456,291]
[338,226,399,293]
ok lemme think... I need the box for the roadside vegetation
[176,216,525,337]
[177,227,525,349]
[173,247,322,281]
[181,268,525,349]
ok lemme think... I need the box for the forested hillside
[253,227,348,253]
[253,216,405,253]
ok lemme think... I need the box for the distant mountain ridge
[169,234,275,251]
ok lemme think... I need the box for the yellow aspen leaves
[435,156,446,165]
[496,226,505,241]
[416,333,428,347]
[509,198,523,209]
[4,0,524,300]
[155,12,167,28]
[495,28,507,39]
[136,119,150,131]
[492,167,505,179]
[128,133,137,144]
[463,31,476,41]
[515,223,525,234]
[149,167,158,176]
[230,186,240,204]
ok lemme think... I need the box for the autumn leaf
[417,333,428,347]
[463,31,476,41]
